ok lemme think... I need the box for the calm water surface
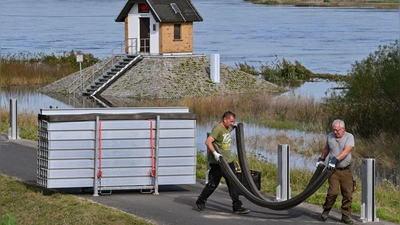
[1,0,398,74]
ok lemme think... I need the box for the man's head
[221,111,235,129]
[332,119,345,138]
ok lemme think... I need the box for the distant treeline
[244,0,399,9]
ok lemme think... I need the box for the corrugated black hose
[212,124,334,210]
[235,123,324,198]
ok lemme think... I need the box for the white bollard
[210,54,220,83]
[8,99,20,140]
[276,144,291,201]
[358,158,379,223]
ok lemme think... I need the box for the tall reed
[355,133,400,182]
[1,52,98,87]
[183,92,327,131]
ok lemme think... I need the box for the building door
[140,18,150,53]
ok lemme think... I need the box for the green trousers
[323,168,354,217]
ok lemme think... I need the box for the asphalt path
[1,134,396,225]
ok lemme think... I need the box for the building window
[174,24,181,40]
[138,4,149,13]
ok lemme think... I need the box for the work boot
[233,207,251,214]
[321,209,330,221]
[341,214,354,224]
[196,202,208,212]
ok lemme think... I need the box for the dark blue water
[1,0,398,74]
[194,2,399,74]
[0,0,125,59]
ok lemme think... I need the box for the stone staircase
[82,54,143,96]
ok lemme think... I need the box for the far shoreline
[244,0,399,9]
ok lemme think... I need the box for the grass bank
[0,175,154,225]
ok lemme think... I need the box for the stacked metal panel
[37,107,197,191]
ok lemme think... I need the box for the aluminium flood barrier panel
[37,107,197,193]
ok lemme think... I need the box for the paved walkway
[0,134,396,225]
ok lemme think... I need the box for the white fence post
[276,144,291,201]
[359,158,380,223]
[8,99,20,140]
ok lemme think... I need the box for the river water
[1,0,399,172]
[1,0,398,74]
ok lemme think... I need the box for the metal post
[153,115,160,195]
[358,158,379,223]
[76,53,83,93]
[79,62,82,92]
[205,132,211,184]
[276,144,291,201]
[92,116,100,196]
[8,99,20,139]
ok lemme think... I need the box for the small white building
[115,0,203,55]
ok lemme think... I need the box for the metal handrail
[68,41,126,94]
[91,55,143,97]
[126,38,138,55]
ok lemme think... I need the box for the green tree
[259,57,312,87]
[323,41,400,137]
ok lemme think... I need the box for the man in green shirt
[196,111,250,214]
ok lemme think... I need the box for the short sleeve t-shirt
[326,131,355,168]
[208,123,234,164]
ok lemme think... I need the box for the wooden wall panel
[125,17,129,54]
[159,22,193,54]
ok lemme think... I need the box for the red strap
[150,120,155,180]
[97,120,103,179]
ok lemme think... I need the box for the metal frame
[40,107,189,115]
[37,107,196,196]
